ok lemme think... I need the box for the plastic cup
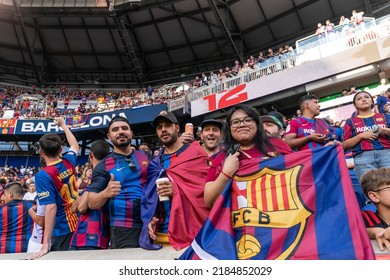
[156,177,170,201]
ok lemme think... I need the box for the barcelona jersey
[343,113,390,156]
[88,151,149,228]
[0,200,34,253]
[35,151,78,237]
[286,116,335,151]
[70,190,110,249]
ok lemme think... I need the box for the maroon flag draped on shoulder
[140,141,210,250]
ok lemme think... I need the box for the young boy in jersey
[360,168,390,252]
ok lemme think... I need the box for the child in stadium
[360,168,390,252]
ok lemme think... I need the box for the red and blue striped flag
[179,145,375,260]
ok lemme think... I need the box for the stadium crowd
[0,9,389,260]
[0,87,390,259]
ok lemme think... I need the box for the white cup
[155,177,170,201]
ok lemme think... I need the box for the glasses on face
[125,156,137,172]
[373,186,390,192]
[230,117,255,128]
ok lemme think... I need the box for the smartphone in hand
[227,143,241,155]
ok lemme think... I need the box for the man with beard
[199,119,223,159]
[260,111,285,139]
[140,111,210,250]
[285,94,338,151]
[87,116,149,248]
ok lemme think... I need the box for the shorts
[110,226,141,249]
[51,232,74,251]
[27,240,42,253]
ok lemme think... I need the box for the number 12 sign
[191,84,249,117]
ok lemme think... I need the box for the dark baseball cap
[200,119,223,130]
[153,110,178,126]
[108,115,131,130]
[260,111,285,129]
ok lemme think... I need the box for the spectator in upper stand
[351,9,365,28]
[342,88,349,96]
[374,88,390,114]
[0,182,34,253]
[201,73,208,86]
[193,76,201,88]
[315,23,325,39]
[285,94,338,151]
[267,48,275,59]
[325,19,335,40]
[283,44,293,54]
[224,67,233,79]
[147,85,154,99]
[208,71,218,85]
[257,52,267,64]
[248,56,256,69]
[232,60,241,76]
[348,85,358,95]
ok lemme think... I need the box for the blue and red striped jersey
[343,113,390,155]
[0,199,33,253]
[35,151,79,236]
[286,116,335,151]
[361,210,388,229]
[88,150,149,228]
[70,191,110,249]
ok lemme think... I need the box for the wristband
[221,170,232,179]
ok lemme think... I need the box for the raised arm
[55,117,79,154]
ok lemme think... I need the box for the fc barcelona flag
[179,145,375,260]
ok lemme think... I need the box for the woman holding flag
[180,104,375,260]
[204,104,292,208]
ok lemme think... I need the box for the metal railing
[168,15,390,113]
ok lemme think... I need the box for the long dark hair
[223,104,275,156]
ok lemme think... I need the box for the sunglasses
[125,156,137,172]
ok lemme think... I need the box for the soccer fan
[23,182,37,201]
[69,140,111,250]
[199,119,223,159]
[140,111,210,250]
[285,94,338,151]
[33,117,79,259]
[0,182,34,253]
[374,87,390,114]
[27,197,45,253]
[360,168,390,252]
[260,111,285,139]
[87,116,149,249]
[342,91,390,181]
[204,104,292,208]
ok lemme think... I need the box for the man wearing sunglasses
[140,111,210,251]
[87,116,149,249]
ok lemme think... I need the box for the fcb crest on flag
[231,166,312,259]
[179,145,375,260]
